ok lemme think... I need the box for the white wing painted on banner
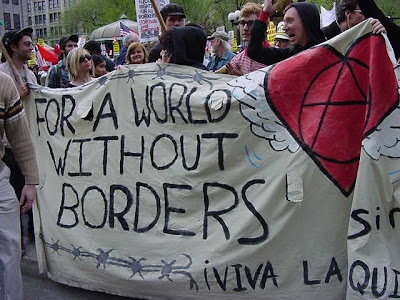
[362,63,400,160]
[228,70,299,153]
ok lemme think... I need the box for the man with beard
[0,27,37,257]
[207,31,235,71]
[0,28,37,90]
[46,34,78,88]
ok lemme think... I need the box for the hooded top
[290,2,325,45]
[248,2,325,66]
[171,26,207,70]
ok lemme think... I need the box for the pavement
[21,216,142,300]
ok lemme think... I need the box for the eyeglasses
[22,41,34,47]
[239,20,255,27]
[79,54,92,63]
[353,9,363,14]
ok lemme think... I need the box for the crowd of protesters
[0,0,399,298]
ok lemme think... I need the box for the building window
[35,15,38,25]
[44,28,47,36]
[50,13,53,23]
[28,16,32,25]
[2,0,10,4]
[12,0,18,4]
[57,0,60,8]
[13,14,20,29]
[43,14,46,23]
[3,13,11,29]
[36,29,40,38]
[34,1,38,11]
[27,2,31,11]
[42,1,45,9]
[39,15,42,24]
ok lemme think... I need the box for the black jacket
[358,0,400,60]
[248,2,325,66]
[148,42,163,63]
[322,21,342,41]
[171,26,207,69]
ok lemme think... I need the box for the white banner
[321,3,337,27]
[24,21,400,299]
[135,0,169,42]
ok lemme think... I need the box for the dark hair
[336,0,358,22]
[2,29,32,58]
[84,40,101,54]
[284,2,325,45]
[159,30,174,57]
[91,54,105,67]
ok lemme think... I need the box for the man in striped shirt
[226,2,268,76]
[0,72,38,299]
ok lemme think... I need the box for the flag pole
[149,0,167,33]
[0,37,23,85]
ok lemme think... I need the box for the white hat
[275,21,290,40]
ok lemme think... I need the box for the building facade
[1,0,77,45]
[27,0,77,45]
[0,0,28,37]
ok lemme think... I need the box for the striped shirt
[0,72,38,184]
[229,48,268,75]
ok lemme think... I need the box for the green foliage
[376,0,400,25]
[63,0,400,35]
[61,0,136,34]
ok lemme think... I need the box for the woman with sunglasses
[65,47,94,87]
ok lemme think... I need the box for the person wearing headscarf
[158,25,207,70]
[248,0,325,65]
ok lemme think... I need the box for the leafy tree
[63,0,399,35]
[61,0,136,34]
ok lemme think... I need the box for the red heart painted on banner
[265,34,398,196]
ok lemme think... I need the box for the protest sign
[135,0,169,42]
[24,20,400,299]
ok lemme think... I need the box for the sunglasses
[239,20,255,27]
[79,54,92,63]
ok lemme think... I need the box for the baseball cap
[2,27,33,47]
[207,31,229,42]
[275,21,290,40]
[160,3,185,19]
[59,34,79,47]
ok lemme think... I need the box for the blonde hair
[66,47,94,81]
[240,2,263,18]
[125,42,148,64]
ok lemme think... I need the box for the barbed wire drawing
[41,235,198,291]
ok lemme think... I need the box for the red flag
[37,44,58,65]
[54,44,61,56]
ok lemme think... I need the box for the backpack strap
[55,63,61,88]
